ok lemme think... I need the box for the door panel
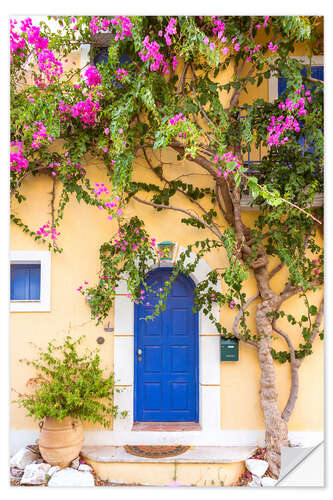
[134,268,198,422]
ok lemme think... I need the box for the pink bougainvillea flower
[84,65,102,87]
[116,68,128,80]
[203,37,209,45]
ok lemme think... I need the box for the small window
[10,251,51,312]
[11,263,41,301]
[278,66,324,97]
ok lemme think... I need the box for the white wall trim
[80,43,91,75]
[112,244,222,443]
[268,55,324,103]
[9,429,324,455]
[10,251,51,312]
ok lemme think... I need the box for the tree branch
[232,293,259,346]
[272,319,299,422]
[132,195,222,239]
[142,148,223,238]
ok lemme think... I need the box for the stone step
[81,445,257,464]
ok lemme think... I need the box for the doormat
[124,445,190,458]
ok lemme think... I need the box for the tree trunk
[256,299,289,478]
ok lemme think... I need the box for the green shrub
[14,336,125,427]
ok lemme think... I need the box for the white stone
[20,463,51,485]
[247,475,262,487]
[48,468,95,487]
[246,458,269,477]
[78,463,93,472]
[48,466,61,477]
[261,476,278,487]
[10,467,24,480]
[71,457,80,469]
[10,447,40,469]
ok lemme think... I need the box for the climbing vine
[10,15,324,477]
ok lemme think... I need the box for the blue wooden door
[134,268,198,422]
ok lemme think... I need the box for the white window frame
[10,251,51,312]
[268,55,324,103]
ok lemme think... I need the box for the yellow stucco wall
[84,458,244,486]
[10,35,324,435]
[10,153,324,433]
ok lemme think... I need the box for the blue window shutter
[93,46,109,65]
[278,66,324,97]
[93,48,132,88]
[10,264,41,300]
[277,66,323,154]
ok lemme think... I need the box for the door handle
[137,348,142,355]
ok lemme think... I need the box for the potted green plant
[14,336,124,467]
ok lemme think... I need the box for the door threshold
[132,422,201,431]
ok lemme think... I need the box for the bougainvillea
[10,15,323,478]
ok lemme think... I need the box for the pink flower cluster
[203,37,216,51]
[245,44,261,62]
[268,90,310,146]
[31,122,53,149]
[169,112,186,125]
[268,41,279,53]
[116,68,128,80]
[214,151,241,178]
[139,36,169,73]
[88,16,133,40]
[163,17,177,46]
[268,115,301,146]
[172,56,178,71]
[84,66,102,87]
[37,221,60,240]
[312,258,322,275]
[94,182,110,197]
[211,16,225,39]
[12,18,63,85]
[10,142,29,173]
[36,49,63,85]
[24,24,48,51]
[10,19,26,55]
[58,98,100,127]
[111,16,134,41]
[89,16,111,34]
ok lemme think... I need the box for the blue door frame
[134,268,199,422]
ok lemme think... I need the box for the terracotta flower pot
[38,416,84,467]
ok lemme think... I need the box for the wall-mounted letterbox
[220,337,239,361]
